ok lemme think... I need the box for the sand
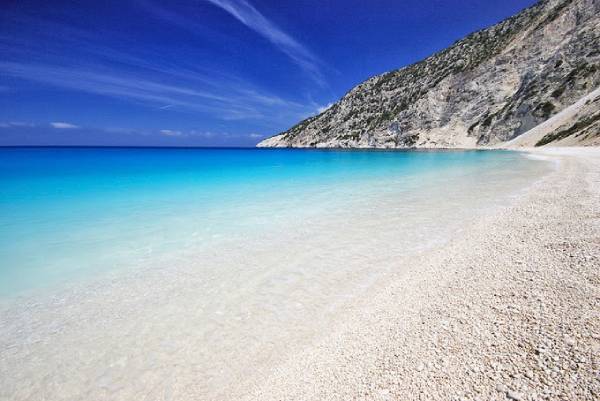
[240,147,600,401]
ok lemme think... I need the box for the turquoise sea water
[0,147,548,297]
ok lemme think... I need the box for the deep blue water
[0,147,545,296]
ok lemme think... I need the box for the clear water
[0,147,552,400]
[0,147,546,297]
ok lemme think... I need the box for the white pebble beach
[240,147,600,401]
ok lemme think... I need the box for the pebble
[507,390,523,400]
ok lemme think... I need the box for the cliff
[258,0,600,148]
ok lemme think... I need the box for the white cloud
[248,133,263,138]
[189,130,217,138]
[0,121,36,128]
[0,61,315,123]
[317,102,334,114]
[160,129,183,136]
[0,11,324,124]
[50,121,79,129]
[204,0,324,84]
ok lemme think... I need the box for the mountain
[257,0,600,149]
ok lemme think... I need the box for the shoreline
[0,149,537,303]
[240,147,600,400]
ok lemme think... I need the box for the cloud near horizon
[160,129,183,136]
[0,122,266,146]
[50,121,80,129]
[0,121,36,128]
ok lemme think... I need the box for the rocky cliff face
[258,0,600,148]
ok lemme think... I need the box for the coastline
[241,147,600,401]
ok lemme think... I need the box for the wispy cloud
[0,121,36,128]
[157,128,263,143]
[140,0,325,85]
[203,0,324,85]
[0,61,314,122]
[317,102,334,114]
[0,10,325,135]
[160,129,183,136]
[50,121,79,129]
[0,122,264,145]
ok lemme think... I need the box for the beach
[0,148,598,400]
[242,147,600,401]
[2,0,599,398]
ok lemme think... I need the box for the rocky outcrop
[258,0,600,148]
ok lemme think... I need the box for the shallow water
[0,147,551,400]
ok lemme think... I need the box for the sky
[0,0,537,147]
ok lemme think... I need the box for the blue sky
[0,0,536,146]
